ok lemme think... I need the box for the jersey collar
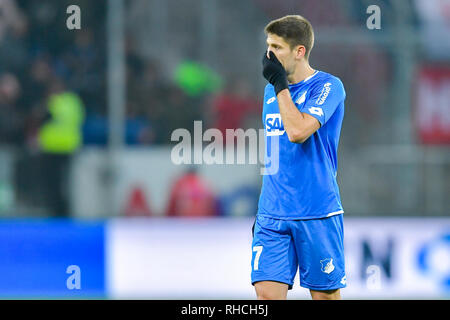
[288,70,319,88]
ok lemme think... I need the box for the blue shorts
[251,214,346,291]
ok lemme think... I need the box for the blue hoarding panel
[0,219,105,297]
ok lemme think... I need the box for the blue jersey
[258,70,345,220]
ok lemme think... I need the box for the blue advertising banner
[0,219,106,298]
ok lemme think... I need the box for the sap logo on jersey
[265,113,285,136]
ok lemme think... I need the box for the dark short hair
[264,15,314,60]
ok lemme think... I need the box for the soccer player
[251,15,346,300]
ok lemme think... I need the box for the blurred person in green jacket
[38,79,84,217]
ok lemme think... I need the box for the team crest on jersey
[295,91,307,105]
[320,258,335,274]
[265,113,285,136]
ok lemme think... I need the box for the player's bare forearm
[277,89,306,141]
[277,89,320,143]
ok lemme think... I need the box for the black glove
[262,51,289,95]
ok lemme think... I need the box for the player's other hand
[262,51,289,95]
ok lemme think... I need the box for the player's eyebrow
[266,41,281,47]
[267,42,281,48]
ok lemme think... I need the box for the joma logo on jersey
[308,106,324,117]
[316,82,332,105]
[266,97,276,104]
[265,113,285,136]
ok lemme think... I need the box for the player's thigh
[251,215,297,288]
[292,214,346,291]
[254,281,289,300]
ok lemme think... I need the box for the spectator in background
[0,0,25,43]
[207,77,260,139]
[123,42,156,145]
[147,84,203,144]
[130,58,167,115]
[0,73,24,145]
[59,28,104,114]
[165,167,219,217]
[37,78,85,217]
[82,46,156,146]
[125,100,155,145]
[21,55,55,147]
[0,4,29,75]
[174,60,222,98]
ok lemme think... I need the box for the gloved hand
[262,51,289,95]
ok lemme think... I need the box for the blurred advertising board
[415,66,450,144]
[71,147,261,218]
[0,217,448,299]
[106,217,450,299]
[0,220,105,298]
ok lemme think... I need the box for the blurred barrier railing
[340,145,450,216]
[2,144,449,218]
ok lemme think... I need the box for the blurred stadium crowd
[0,0,399,149]
[0,0,265,148]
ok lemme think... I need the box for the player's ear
[295,45,306,60]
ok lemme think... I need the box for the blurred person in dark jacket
[0,73,24,145]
